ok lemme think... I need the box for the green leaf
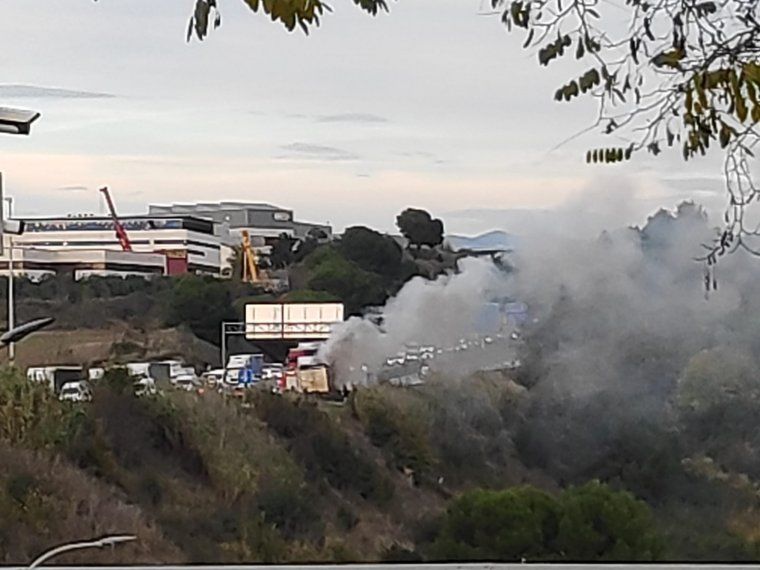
[719,124,731,148]
[576,38,585,59]
[352,0,390,15]
[652,48,685,69]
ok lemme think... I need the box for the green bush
[0,368,82,449]
[555,481,664,560]
[256,478,321,539]
[163,275,236,343]
[302,246,388,314]
[428,482,664,562]
[430,486,560,561]
[253,393,394,503]
[353,390,435,480]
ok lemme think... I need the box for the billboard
[245,303,344,340]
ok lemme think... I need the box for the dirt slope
[1,325,220,370]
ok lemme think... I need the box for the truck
[281,343,317,390]
[27,366,84,394]
[280,342,332,393]
[296,364,331,394]
[225,353,264,386]
[124,361,175,384]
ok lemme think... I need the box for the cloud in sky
[0,84,114,99]
[316,112,388,124]
[278,142,360,161]
[55,185,89,193]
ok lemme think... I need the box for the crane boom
[99,186,133,252]
[241,230,259,283]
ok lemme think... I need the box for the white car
[174,374,201,392]
[134,377,157,397]
[58,381,92,403]
[504,359,522,370]
[385,353,406,366]
[262,364,284,380]
[201,368,224,386]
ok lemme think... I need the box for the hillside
[0,369,540,565]
[2,359,760,565]
[0,325,221,370]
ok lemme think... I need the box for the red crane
[99,186,133,252]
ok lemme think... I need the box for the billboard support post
[220,321,248,379]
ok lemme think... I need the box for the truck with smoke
[279,342,335,395]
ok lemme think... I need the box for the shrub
[253,392,394,503]
[353,389,435,480]
[428,482,664,562]
[0,368,82,450]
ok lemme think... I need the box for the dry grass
[0,444,183,565]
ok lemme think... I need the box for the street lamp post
[28,534,137,568]
[5,196,14,363]
[0,107,40,136]
[0,106,39,365]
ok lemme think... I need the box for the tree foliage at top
[490,0,760,261]
[340,225,405,276]
[396,208,444,248]
[189,0,390,38]
[269,233,298,270]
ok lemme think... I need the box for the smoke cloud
[322,257,515,385]
[324,195,760,436]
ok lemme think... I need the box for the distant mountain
[445,230,519,252]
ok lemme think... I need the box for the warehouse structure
[148,202,332,244]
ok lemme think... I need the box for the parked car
[58,381,92,403]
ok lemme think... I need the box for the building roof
[150,202,284,212]
[20,214,212,223]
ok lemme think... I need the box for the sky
[0,0,730,235]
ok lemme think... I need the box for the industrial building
[9,214,222,276]
[148,202,332,243]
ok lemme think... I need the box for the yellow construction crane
[241,230,259,283]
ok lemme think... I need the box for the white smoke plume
[321,257,515,385]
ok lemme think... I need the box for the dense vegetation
[3,352,760,564]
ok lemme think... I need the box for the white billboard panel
[283,303,344,339]
[245,304,283,339]
[245,303,344,340]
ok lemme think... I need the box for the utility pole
[5,196,14,364]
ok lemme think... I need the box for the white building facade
[12,215,222,275]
